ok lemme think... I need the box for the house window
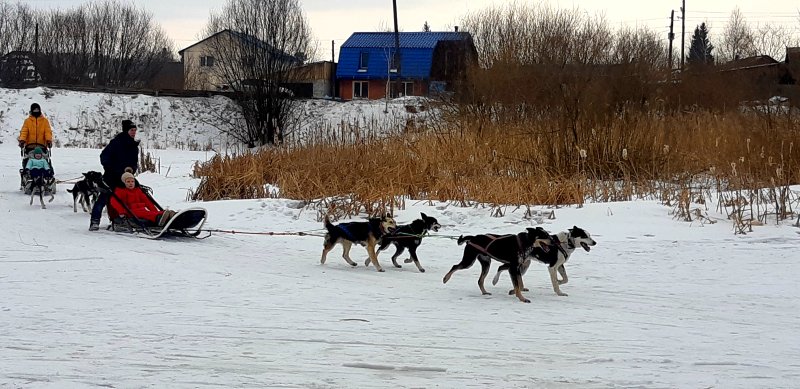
[200,55,215,67]
[402,81,414,96]
[389,50,398,72]
[359,52,369,70]
[353,81,369,99]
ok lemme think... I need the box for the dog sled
[106,185,209,239]
[19,144,56,196]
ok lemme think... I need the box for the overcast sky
[24,0,800,59]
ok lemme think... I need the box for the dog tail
[323,218,334,231]
[66,188,74,193]
[457,235,473,245]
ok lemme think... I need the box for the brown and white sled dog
[442,227,553,303]
[320,215,397,272]
[492,226,597,297]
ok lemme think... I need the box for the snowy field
[1,142,800,388]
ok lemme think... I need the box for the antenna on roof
[392,0,402,99]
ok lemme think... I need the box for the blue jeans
[90,192,110,223]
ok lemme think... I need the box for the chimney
[454,26,459,32]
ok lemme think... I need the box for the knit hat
[30,103,41,117]
[33,146,44,155]
[121,172,135,183]
[122,120,137,132]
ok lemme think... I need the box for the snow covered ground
[2,143,800,388]
[0,87,434,151]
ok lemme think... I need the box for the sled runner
[110,207,209,239]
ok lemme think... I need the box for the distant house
[336,31,477,100]
[0,51,41,87]
[178,29,302,91]
[284,60,337,98]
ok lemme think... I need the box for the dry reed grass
[191,108,800,229]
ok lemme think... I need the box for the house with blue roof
[336,30,477,100]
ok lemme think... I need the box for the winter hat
[122,120,137,132]
[121,172,135,183]
[33,146,44,155]
[30,103,41,116]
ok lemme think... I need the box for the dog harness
[468,233,527,260]
[549,234,572,258]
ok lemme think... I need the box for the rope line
[204,228,461,240]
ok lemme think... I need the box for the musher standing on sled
[18,103,54,185]
[90,120,139,231]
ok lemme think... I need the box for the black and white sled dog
[442,227,553,303]
[364,212,441,273]
[492,226,597,297]
[29,175,55,209]
[66,171,104,213]
[320,214,398,272]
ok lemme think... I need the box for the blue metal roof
[341,32,471,49]
[337,32,472,80]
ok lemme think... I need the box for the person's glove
[18,140,25,148]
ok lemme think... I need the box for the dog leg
[320,236,335,265]
[477,256,492,295]
[73,197,78,212]
[39,192,46,209]
[406,246,424,273]
[366,240,384,272]
[509,267,531,303]
[443,247,479,284]
[390,246,406,269]
[557,264,568,285]
[549,260,568,296]
[341,241,358,267]
[492,264,507,286]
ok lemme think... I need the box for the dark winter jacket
[100,131,139,188]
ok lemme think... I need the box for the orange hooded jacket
[18,115,53,147]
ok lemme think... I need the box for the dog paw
[364,259,371,266]
[482,291,492,296]
[556,292,569,297]
[418,268,425,273]
[377,268,385,272]
[521,298,531,303]
[403,258,413,263]
[558,280,567,285]
[393,263,402,268]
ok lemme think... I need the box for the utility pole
[680,0,686,71]
[34,23,39,56]
[668,10,675,70]
[331,40,335,62]
[392,0,401,98]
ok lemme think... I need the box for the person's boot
[89,219,100,231]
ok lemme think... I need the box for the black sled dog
[66,171,104,213]
[320,215,397,272]
[442,227,553,303]
[364,212,441,273]
[29,175,56,209]
[492,226,597,297]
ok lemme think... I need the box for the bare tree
[202,0,315,146]
[753,23,794,61]
[718,7,756,63]
[22,0,172,87]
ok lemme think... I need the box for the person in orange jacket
[109,172,176,227]
[18,103,53,152]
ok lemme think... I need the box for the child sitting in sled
[109,172,176,227]
[24,146,54,180]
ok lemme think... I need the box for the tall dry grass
[191,108,800,228]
